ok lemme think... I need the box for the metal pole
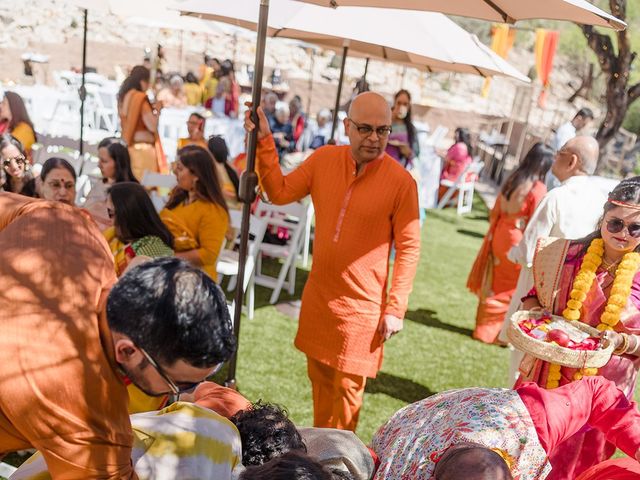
[306,48,315,117]
[79,8,88,159]
[362,57,370,83]
[225,0,269,389]
[330,42,349,142]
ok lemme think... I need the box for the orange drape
[535,29,560,108]
[482,24,516,97]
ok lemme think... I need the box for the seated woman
[515,176,640,478]
[439,127,473,199]
[118,65,166,181]
[0,134,35,196]
[37,157,77,205]
[271,102,295,161]
[178,112,207,150]
[207,135,240,209]
[467,143,553,344]
[104,181,174,278]
[84,137,138,231]
[0,92,36,160]
[160,145,229,281]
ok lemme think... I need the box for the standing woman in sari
[160,145,229,281]
[117,65,167,181]
[516,177,640,478]
[467,143,553,344]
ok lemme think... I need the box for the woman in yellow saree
[117,65,167,180]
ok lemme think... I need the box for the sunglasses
[606,218,640,238]
[3,155,26,168]
[140,348,222,395]
[347,118,392,138]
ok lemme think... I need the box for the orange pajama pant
[307,356,367,432]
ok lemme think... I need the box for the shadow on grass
[405,308,474,337]
[365,371,434,403]
[456,228,485,239]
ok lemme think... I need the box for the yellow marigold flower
[546,380,560,389]
[547,370,562,381]
[597,324,613,331]
[605,304,621,314]
[608,294,627,307]
[570,290,587,302]
[566,299,582,310]
[583,253,602,265]
[600,312,619,325]
[583,367,599,376]
[563,308,580,320]
[572,281,590,292]
[573,372,583,381]
[611,285,631,297]
[581,261,598,272]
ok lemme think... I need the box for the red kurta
[256,136,421,377]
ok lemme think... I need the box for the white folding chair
[301,201,315,267]
[437,160,484,215]
[425,125,449,148]
[217,212,268,320]
[141,172,177,211]
[254,200,308,304]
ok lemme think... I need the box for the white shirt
[551,121,576,152]
[509,175,609,267]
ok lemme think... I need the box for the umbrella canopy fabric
[69,0,222,33]
[298,0,626,31]
[176,0,529,81]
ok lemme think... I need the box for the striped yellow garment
[10,403,244,480]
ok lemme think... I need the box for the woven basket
[507,310,614,369]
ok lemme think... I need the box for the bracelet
[614,333,630,355]
[627,335,640,356]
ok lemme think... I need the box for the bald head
[344,92,393,165]
[565,135,599,175]
[348,92,392,123]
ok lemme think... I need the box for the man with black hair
[230,402,307,467]
[551,107,595,153]
[0,193,235,479]
[240,451,334,480]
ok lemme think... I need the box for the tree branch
[581,25,616,73]
[629,82,640,103]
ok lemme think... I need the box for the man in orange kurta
[247,92,421,431]
[0,193,235,478]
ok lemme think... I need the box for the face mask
[396,105,408,119]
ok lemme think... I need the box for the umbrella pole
[306,48,315,118]
[224,0,270,389]
[363,57,370,83]
[330,42,349,142]
[78,8,88,162]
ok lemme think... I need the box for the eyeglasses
[606,218,640,238]
[3,155,26,168]
[46,180,75,191]
[347,118,392,138]
[140,348,222,395]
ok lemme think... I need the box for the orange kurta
[257,136,421,377]
[0,193,135,478]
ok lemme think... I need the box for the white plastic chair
[425,125,449,148]
[301,201,315,267]
[140,172,177,212]
[437,160,484,215]
[217,212,268,320]
[255,200,308,304]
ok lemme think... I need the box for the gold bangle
[627,335,640,356]
[614,333,630,355]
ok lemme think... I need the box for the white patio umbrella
[299,0,627,31]
[177,0,529,138]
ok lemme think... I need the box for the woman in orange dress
[467,143,554,343]
[117,65,167,180]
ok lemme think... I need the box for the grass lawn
[225,196,511,443]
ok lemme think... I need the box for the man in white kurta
[498,136,612,380]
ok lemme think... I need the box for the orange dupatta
[120,90,168,173]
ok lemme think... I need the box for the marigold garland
[545,238,640,389]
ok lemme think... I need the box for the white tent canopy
[299,0,626,31]
[176,0,529,81]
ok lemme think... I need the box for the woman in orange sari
[117,65,167,180]
[467,143,553,344]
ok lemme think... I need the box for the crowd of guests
[4,59,640,479]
